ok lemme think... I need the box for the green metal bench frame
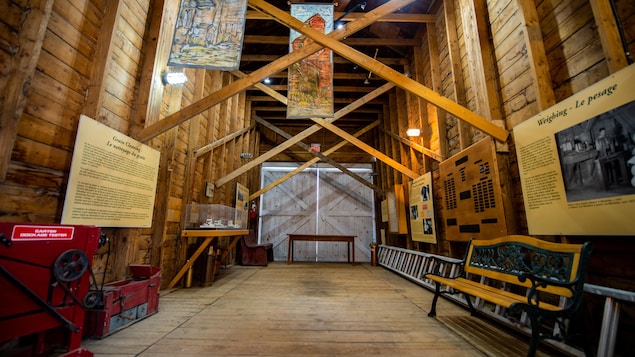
[425,235,593,357]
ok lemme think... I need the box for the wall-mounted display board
[408,172,437,243]
[61,115,160,227]
[386,184,408,234]
[235,183,249,229]
[514,64,635,235]
[380,199,388,222]
[439,137,508,241]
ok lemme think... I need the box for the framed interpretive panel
[514,64,635,235]
[61,115,160,227]
[386,184,408,234]
[408,172,437,244]
[439,137,508,241]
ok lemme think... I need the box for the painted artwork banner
[61,115,160,227]
[514,64,635,235]
[168,0,248,70]
[287,3,334,119]
[408,172,437,243]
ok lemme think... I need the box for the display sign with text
[439,137,508,241]
[235,182,249,229]
[514,64,635,235]
[408,172,437,243]
[61,115,160,227]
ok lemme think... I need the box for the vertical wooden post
[0,0,54,180]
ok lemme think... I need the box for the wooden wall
[1,0,635,353]
[0,0,254,287]
[374,0,635,354]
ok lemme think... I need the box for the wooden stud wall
[1,1,635,349]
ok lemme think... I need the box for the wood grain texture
[83,263,560,356]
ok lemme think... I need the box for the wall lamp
[161,71,188,86]
[406,128,421,137]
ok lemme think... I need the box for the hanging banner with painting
[408,172,437,244]
[514,64,635,235]
[168,0,247,70]
[287,3,334,119]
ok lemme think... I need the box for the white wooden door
[259,163,375,262]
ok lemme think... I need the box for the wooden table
[168,229,248,288]
[287,234,356,265]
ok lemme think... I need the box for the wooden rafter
[589,0,629,74]
[236,68,396,193]
[248,0,509,143]
[133,0,415,143]
[254,115,384,195]
[195,125,256,158]
[246,10,435,23]
[214,82,397,187]
[312,117,419,179]
[244,35,419,47]
[379,127,443,162]
[250,120,381,200]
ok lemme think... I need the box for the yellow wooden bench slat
[426,275,561,311]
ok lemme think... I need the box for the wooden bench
[240,229,273,266]
[424,235,592,357]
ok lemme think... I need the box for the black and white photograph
[423,218,433,235]
[555,100,635,202]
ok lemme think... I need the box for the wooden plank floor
[82,263,567,356]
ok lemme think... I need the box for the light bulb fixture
[406,128,421,137]
[161,71,187,86]
[263,77,271,84]
[363,47,379,85]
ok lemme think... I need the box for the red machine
[0,222,100,357]
[83,265,160,339]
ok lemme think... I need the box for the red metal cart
[0,222,100,356]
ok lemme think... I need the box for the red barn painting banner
[168,0,247,70]
[287,3,334,119]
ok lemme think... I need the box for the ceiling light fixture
[161,71,188,86]
[335,1,367,22]
[364,48,379,85]
[406,128,421,137]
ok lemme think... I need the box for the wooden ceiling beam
[250,120,382,200]
[214,82,396,187]
[244,35,419,46]
[194,124,256,158]
[312,117,419,179]
[246,10,435,23]
[380,127,442,162]
[241,54,408,65]
[247,96,386,104]
[133,0,415,143]
[254,115,384,195]
[252,106,382,113]
[253,85,379,93]
[248,0,509,142]
[589,0,629,74]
